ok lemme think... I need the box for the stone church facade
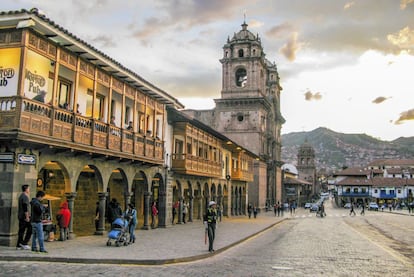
[297,140,317,197]
[185,22,285,209]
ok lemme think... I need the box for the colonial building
[0,9,256,247]
[333,159,414,207]
[184,21,285,209]
[166,107,256,220]
[281,163,312,207]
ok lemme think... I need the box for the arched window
[235,68,247,87]
[238,49,244,57]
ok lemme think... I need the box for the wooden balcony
[231,169,254,182]
[0,97,164,164]
[171,153,221,178]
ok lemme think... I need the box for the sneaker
[20,244,30,250]
[16,246,23,250]
[31,248,39,253]
[39,250,48,254]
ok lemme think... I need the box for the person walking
[253,205,258,218]
[107,198,122,224]
[151,201,158,228]
[56,201,71,241]
[172,201,179,224]
[30,190,47,253]
[247,203,252,219]
[204,201,218,253]
[360,203,365,216]
[349,203,356,216]
[277,202,281,217]
[320,203,326,218]
[217,205,222,222]
[124,203,137,243]
[182,201,188,224]
[16,184,32,250]
[94,202,100,231]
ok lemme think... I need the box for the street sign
[17,154,36,165]
[0,152,14,163]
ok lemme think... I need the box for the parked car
[343,203,351,209]
[310,204,319,212]
[304,203,312,209]
[368,202,379,211]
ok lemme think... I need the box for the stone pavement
[0,211,287,265]
[1,207,410,265]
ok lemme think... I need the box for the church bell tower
[213,21,285,207]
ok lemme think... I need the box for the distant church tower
[185,21,284,208]
[297,139,317,195]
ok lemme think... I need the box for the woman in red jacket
[56,201,71,241]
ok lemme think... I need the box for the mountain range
[281,127,414,173]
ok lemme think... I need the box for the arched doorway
[74,165,103,236]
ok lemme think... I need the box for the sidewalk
[0,212,287,265]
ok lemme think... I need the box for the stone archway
[74,164,104,236]
[131,171,148,229]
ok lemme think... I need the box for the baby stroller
[106,217,130,247]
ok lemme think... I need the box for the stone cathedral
[185,21,285,209]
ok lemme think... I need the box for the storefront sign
[0,48,20,96]
[0,67,15,87]
[0,153,14,163]
[286,187,296,196]
[17,154,36,165]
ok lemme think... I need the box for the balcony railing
[379,193,396,199]
[0,97,163,163]
[231,169,254,182]
[339,192,370,197]
[171,153,221,177]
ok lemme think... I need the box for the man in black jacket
[30,190,47,253]
[16,184,32,250]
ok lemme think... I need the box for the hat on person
[209,201,216,206]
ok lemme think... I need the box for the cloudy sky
[4,0,414,141]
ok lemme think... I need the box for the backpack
[56,214,63,227]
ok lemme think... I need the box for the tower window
[252,49,256,56]
[235,68,247,87]
[238,49,244,57]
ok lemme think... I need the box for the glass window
[86,90,104,120]
[58,79,71,109]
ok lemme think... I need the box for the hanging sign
[17,154,36,165]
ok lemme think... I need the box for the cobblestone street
[1,199,413,276]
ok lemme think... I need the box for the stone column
[217,195,223,219]
[189,195,194,222]
[95,192,107,235]
[124,191,132,211]
[64,192,77,239]
[231,192,235,216]
[178,197,184,224]
[142,191,151,230]
[158,191,167,228]
[197,195,203,220]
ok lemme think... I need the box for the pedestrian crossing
[289,212,378,219]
